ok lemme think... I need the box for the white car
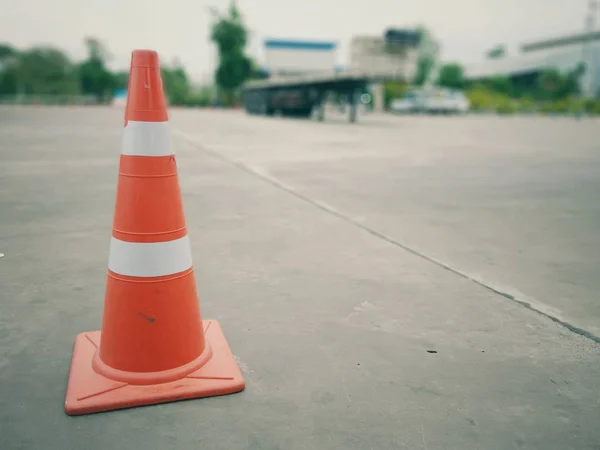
[442,90,470,114]
[390,91,426,114]
[391,89,469,115]
[422,89,470,114]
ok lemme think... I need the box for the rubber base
[64,320,245,415]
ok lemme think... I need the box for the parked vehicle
[242,29,422,123]
[389,91,425,113]
[390,88,470,115]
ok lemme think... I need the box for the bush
[466,87,494,111]
[517,95,536,113]
[462,85,600,116]
[584,99,600,115]
[495,97,517,115]
[182,94,210,108]
[179,86,213,108]
[540,102,555,114]
[566,97,586,115]
[537,98,589,116]
[384,81,408,108]
[550,99,569,114]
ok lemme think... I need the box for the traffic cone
[64,49,245,415]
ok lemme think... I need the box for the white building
[349,31,420,80]
[464,31,600,98]
[348,30,421,111]
[263,39,337,76]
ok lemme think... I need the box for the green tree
[560,63,585,98]
[537,67,582,101]
[437,63,464,89]
[489,75,513,96]
[0,44,20,95]
[413,26,440,86]
[210,2,252,104]
[78,37,115,102]
[161,64,190,105]
[537,69,562,100]
[0,44,18,63]
[384,80,408,107]
[114,70,129,90]
[216,54,250,91]
[15,47,80,95]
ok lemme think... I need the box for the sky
[0,0,592,83]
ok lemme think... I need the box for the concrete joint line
[173,128,600,345]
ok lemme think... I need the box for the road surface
[0,106,599,450]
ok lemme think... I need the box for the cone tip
[130,50,160,69]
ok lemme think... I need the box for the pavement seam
[173,128,600,345]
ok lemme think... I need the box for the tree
[486,45,506,59]
[113,70,129,90]
[384,80,408,107]
[562,63,585,98]
[78,37,116,102]
[215,53,251,91]
[413,26,440,86]
[437,63,464,89]
[210,2,252,103]
[537,67,583,101]
[161,64,190,105]
[0,44,20,95]
[0,44,18,65]
[489,75,513,96]
[83,37,111,62]
[14,47,80,96]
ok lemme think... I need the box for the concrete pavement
[0,107,599,450]
[173,109,600,341]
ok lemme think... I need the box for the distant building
[349,29,421,80]
[464,31,600,98]
[263,39,337,76]
[255,30,421,112]
[349,29,421,111]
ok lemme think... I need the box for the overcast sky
[0,0,591,82]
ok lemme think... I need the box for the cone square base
[65,320,245,415]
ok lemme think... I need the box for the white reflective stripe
[121,121,172,156]
[108,236,193,277]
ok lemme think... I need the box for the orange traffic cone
[64,49,245,415]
